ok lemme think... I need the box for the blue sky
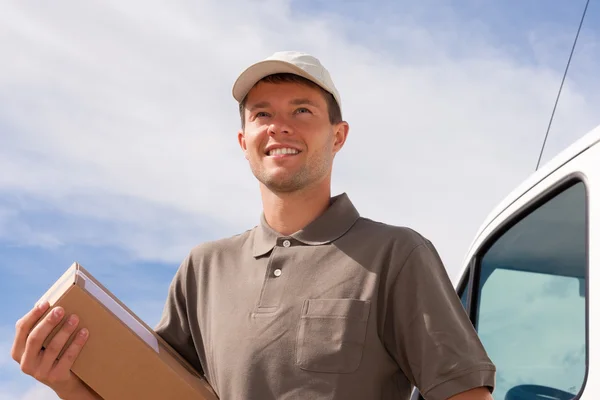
[1,0,599,398]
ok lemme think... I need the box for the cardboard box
[35,262,217,400]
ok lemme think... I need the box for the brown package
[35,262,218,400]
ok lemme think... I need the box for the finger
[53,327,89,376]
[11,301,50,363]
[20,307,65,375]
[38,314,80,376]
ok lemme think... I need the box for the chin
[251,166,311,192]
[262,177,306,193]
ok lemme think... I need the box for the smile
[267,148,300,156]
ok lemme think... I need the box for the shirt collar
[252,193,360,258]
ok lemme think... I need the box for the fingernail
[67,315,78,326]
[37,301,48,311]
[52,308,64,319]
[79,328,88,338]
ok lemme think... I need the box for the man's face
[238,80,349,193]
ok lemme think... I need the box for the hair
[238,73,342,129]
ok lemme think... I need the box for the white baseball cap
[232,50,342,110]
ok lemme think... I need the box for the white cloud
[0,383,59,400]
[0,208,63,251]
[0,0,599,278]
[16,385,58,400]
[0,337,13,370]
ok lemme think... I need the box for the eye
[255,111,270,118]
[295,107,312,114]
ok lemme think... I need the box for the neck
[260,181,332,236]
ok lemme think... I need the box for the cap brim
[232,60,327,103]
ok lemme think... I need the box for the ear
[332,121,350,154]
[237,129,249,160]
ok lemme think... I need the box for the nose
[267,117,292,136]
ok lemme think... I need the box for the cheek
[304,128,334,150]
[243,128,268,154]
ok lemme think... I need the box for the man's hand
[448,386,494,400]
[11,301,99,400]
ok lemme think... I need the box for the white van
[412,123,600,400]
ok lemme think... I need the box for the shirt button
[273,269,282,277]
[283,240,291,248]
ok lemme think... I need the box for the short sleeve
[154,253,204,375]
[383,241,495,400]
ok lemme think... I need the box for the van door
[470,179,588,399]
[412,177,589,400]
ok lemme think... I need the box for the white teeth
[268,148,299,156]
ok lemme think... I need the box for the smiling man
[155,51,497,400]
[11,51,496,400]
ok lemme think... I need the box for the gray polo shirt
[155,193,495,400]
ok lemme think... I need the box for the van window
[473,181,587,400]
[456,268,470,311]
[459,283,468,310]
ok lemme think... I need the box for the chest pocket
[295,298,371,374]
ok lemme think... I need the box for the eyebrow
[248,101,270,112]
[248,98,321,112]
[290,98,320,108]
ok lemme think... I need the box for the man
[11,51,495,400]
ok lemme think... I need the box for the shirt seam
[420,364,496,396]
[389,242,427,328]
[392,242,427,283]
[381,241,429,384]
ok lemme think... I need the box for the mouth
[265,147,301,157]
